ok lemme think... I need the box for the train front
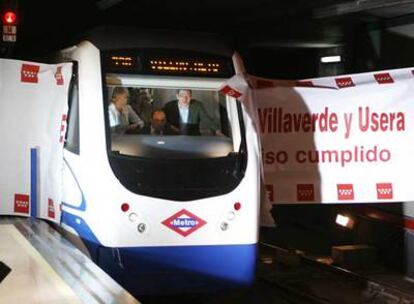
[64,29,261,295]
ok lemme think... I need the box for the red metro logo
[162,209,207,237]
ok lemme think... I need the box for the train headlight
[129,212,137,222]
[227,211,235,221]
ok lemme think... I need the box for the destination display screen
[104,49,234,77]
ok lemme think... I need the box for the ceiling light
[321,55,342,63]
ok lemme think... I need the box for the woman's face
[113,92,128,110]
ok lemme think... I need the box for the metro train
[54,27,261,295]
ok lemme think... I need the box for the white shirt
[178,105,189,125]
[108,103,144,133]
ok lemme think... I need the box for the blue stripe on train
[61,211,100,244]
[98,243,257,295]
[30,148,37,217]
[61,211,102,261]
[61,212,256,295]
[60,198,256,295]
[61,158,87,212]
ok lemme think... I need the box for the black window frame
[64,61,80,155]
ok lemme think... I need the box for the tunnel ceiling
[14,0,414,56]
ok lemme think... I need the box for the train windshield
[105,75,242,159]
[102,50,246,201]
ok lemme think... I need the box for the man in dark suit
[139,110,179,135]
[163,89,223,136]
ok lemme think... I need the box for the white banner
[0,59,72,222]
[222,67,414,204]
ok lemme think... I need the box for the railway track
[259,242,414,304]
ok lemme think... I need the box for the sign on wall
[223,68,414,204]
[0,59,72,222]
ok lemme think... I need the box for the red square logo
[220,85,242,98]
[48,198,55,219]
[21,64,40,83]
[335,77,354,88]
[162,209,206,237]
[374,73,394,84]
[376,183,393,200]
[297,184,315,201]
[55,66,63,85]
[265,184,274,202]
[14,194,29,214]
[337,184,354,200]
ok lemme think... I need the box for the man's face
[139,90,152,104]
[177,90,192,107]
[151,111,166,131]
[113,92,128,110]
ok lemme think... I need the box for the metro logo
[55,66,63,85]
[376,183,393,199]
[374,73,394,84]
[162,209,207,237]
[220,85,242,98]
[337,184,354,200]
[14,193,29,214]
[21,64,40,83]
[172,218,197,228]
[335,77,354,88]
[297,184,315,201]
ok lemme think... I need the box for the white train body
[58,29,260,294]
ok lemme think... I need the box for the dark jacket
[163,99,219,135]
